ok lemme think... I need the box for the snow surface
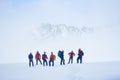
[0,62,120,80]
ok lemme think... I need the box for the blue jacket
[28,54,33,60]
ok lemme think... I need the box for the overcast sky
[0,0,120,63]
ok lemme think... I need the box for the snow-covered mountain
[1,62,120,80]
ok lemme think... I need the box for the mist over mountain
[32,23,94,40]
[0,0,120,64]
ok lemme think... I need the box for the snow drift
[0,61,120,80]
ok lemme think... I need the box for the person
[42,52,48,66]
[58,50,65,65]
[35,51,42,65]
[28,53,34,67]
[49,52,55,66]
[68,51,75,64]
[77,48,84,64]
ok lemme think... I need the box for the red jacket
[78,50,84,56]
[35,52,41,59]
[68,52,75,58]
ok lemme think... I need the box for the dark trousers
[60,58,65,65]
[49,60,54,66]
[42,59,48,66]
[77,56,82,64]
[36,58,42,65]
[68,57,73,64]
[29,59,34,67]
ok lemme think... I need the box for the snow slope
[0,62,120,80]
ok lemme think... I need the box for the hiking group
[28,48,84,67]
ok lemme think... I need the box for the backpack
[78,51,84,56]
[58,51,61,58]
[54,55,56,60]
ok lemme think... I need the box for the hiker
[42,52,48,66]
[49,52,55,66]
[77,48,84,64]
[68,51,75,64]
[35,51,42,65]
[28,53,34,67]
[58,50,65,65]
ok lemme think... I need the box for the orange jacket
[50,54,55,60]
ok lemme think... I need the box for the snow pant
[29,59,34,67]
[77,56,82,64]
[36,58,42,65]
[42,59,48,66]
[68,57,73,64]
[60,58,65,65]
[49,60,54,66]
